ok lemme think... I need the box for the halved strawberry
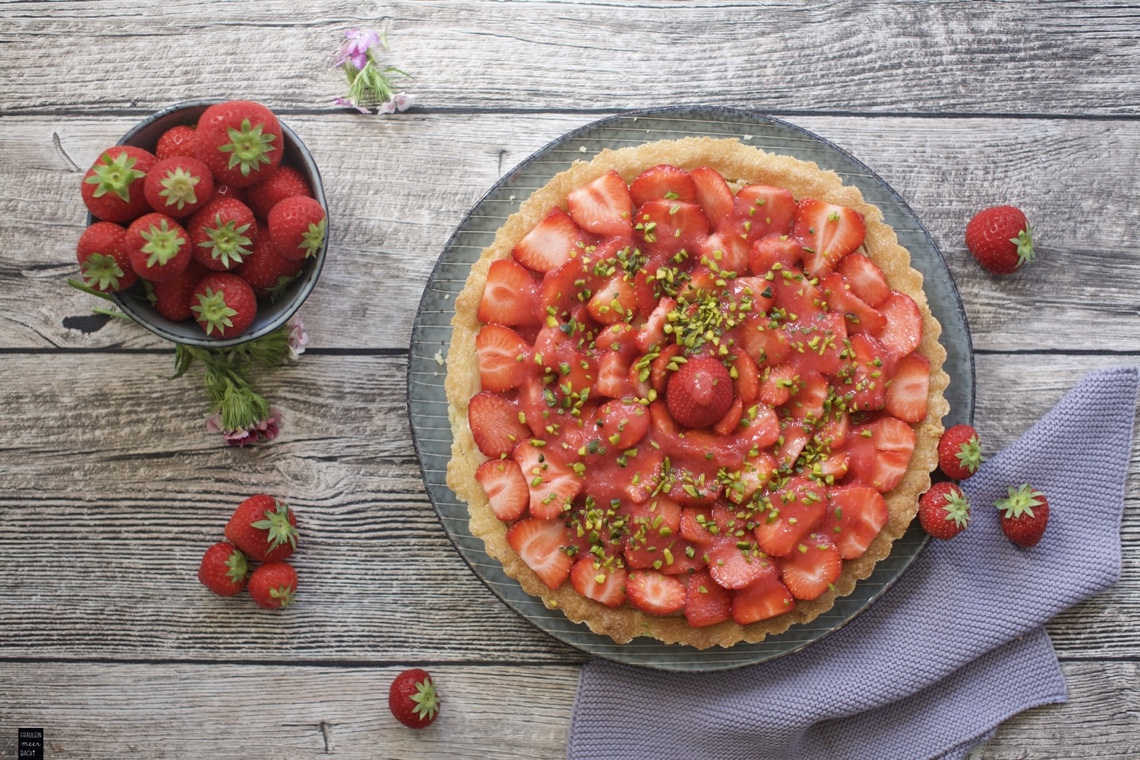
[512,208,587,274]
[884,352,930,423]
[878,291,923,358]
[785,370,828,425]
[728,184,797,243]
[513,442,582,519]
[706,538,771,590]
[595,397,651,449]
[566,170,633,237]
[625,570,687,615]
[845,416,917,493]
[478,258,541,327]
[838,252,890,307]
[712,397,744,437]
[696,232,750,278]
[773,422,812,472]
[786,310,847,378]
[840,333,895,413]
[781,533,842,600]
[795,200,867,278]
[690,166,736,229]
[506,518,574,590]
[684,570,733,628]
[467,391,530,457]
[587,274,638,325]
[731,350,761,405]
[754,477,827,557]
[681,506,717,544]
[629,164,699,208]
[633,200,710,256]
[570,557,628,608]
[757,363,799,408]
[771,264,823,317]
[540,254,596,316]
[820,272,886,337]
[475,459,530,522]
[730,569,795,625]
[749,235,802,275]
[475,324,532,392]
[636,295,677,352]
[818,485,889,559]
[740,316,791,368]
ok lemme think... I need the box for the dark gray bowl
[99,100,328,347]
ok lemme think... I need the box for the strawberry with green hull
[918,481,971,540]
[76,221,137,293]
[224,493,299,562]
[389,669,441,729]
[997,484,1049,548]
[188,197,258,271]
[268,195,327,260]
[124,212,192,283]
[248,561,298,609]
[233,230,304,301]
[245,165,313,220]
[191,272,257,338]
[938,424,982,480]
[965,205,1036,274]
[193,100,283,188]
[156,125,197,160]
[82,145,157,223]
[149,259,208,322]
[197,541,249,597]
[143,156,215,218]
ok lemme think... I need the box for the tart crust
[445,137,949,648]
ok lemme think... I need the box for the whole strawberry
[149,259,208,322]
[156,125,197,160]
[82,145,157,223]
[234,231,305,301]
[248,561,298,610]
[665,356,734,429]
[123,212,192,283]
[965,205,1035,274]
[191,272,258,338]
[187,197,258,271]
[245,165,313,220]
[268,195,327,261]
[143,156,215,218]
[76,221,138,293]
[918,481,971,540]
[197,541,249,597]
[224,494,299,562]
[997,484,1049,548]
[389,669,441,729]
[193,100,283,188]
[938,424,982,480]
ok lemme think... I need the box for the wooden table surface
[3,1,1140,757]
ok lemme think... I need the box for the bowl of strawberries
[76,99,329,347]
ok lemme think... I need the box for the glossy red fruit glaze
[666,356,734,429]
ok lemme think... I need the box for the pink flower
[206,406,283,447]
[288,317,309,360]
[393,92,418,112]
[333,96,370,114]
[335,28,382,70]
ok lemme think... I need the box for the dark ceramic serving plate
[408,107,975,672]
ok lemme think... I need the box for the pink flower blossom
[288,317,309,360]
[333,96,370,114]
[206,406,283,447]
[393,92,418,112]
[335,28,382,70]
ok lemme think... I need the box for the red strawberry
[754,477,827,557]
[506,518,574,589]
[780,533,842,600]
[193,100,283,188]
[188,197,258,270]
[878,291,923,359]
[595,398,651,450]
[224,494,299,562]
[540,255,596,317]
[247,561,298,610]
[268,195,326,261]
[475,458,530,522]
[625,570,687,615]
[728,184,797,243]
[794,200,866,278]
[156,125,197,160]
[629,164,699,208]
[389,669,441,729]
[845,416,917,493]
[232,230,304,301]
[997,484,1049,548]
[511,208,587,273]
[938,424,982,480]
[634,200,711,256]
[706,539,771,590]
[690,166,736,229]
[566,170,633,237]
[143,156,215,218]
[884,352,931,423]
[684,569,733,627]
[197,541,249,597]
[244,165,312,220]
[191,272,257,338]
[478,258,541,327]
[918,481,971,540]
[731,571,795,624]
[475,324,532,392]
[819,486,890,559]
[965,205,1035,274]
[837,253,890,307]
[843,333,895,413]
[666,356,734,429]
[587,274,638,325]
[82,145,157,223]
[820,272,886,337]
[749,234,801,275]
[514,441,582,519]
[124,212,191,283]
[213,184,248,204]
[76,221,137,293]
[467,391,530,457]
[570,558,629,608]
[149,259,208,321]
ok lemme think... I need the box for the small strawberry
[665,356,734,429]
[997,484,1049,548]
[143,156,214,218]
[389,669,441,729]
[245,165,313,220]
[478,258,541,328]
[965,205,1035,274]
[510,208,586,274]
[938,424,982,480]
[224,494,299,562]
[193,100,284,188]
[794,199,866,277]
[149,259,208,322]
[191,272,258,338]
[123,212,192,283]
[187,197,258,271]
[197,541,249,597]
[156,125,197,160]
[82,145,157,223]
[248,561,298,610]
[76,221,138,293]
[918,481,971,540]
[268,195,327,261]
[233,230,304,301]
[625,570,687,615]
[566,170,633,237]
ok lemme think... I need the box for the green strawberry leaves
[197,213,253,268]
[140,218,187,268]
[191,287,238,335]
[157,167,201,211]
[251,502,299,552]
[85,151,145,202]
[80,252,125,292]
[219,118,277,177]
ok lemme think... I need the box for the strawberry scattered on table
[197,541,250,597]
[965,205,1036,274]
[938,424,982,480]
[389,669,441,729]
[247,561,298,610]
[918,481,971,540]
[997,484,1049,548]
[224,493,299,562]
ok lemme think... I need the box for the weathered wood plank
[2,1,1138,116]
[0,661,1135,758]
[3,113,1139,351]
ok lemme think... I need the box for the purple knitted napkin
[567,366,1138,760]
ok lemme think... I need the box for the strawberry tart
[445,137,949,648]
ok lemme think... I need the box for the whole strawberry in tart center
[666,356,734,429]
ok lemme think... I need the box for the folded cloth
[567,366,1139,760]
